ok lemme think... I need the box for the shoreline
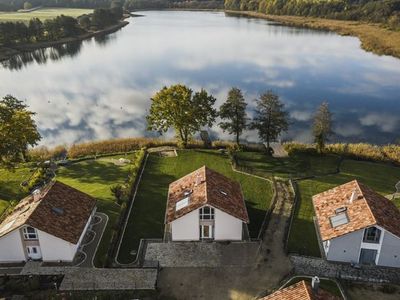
[0,20,129,62]
[225,10,400,59]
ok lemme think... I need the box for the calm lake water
[1,11,400,146]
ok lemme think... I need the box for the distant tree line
[123,0,223,10]
[0,0,113,11]
[225,0,400,30]
[0,5,123,45]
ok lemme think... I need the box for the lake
[1,10,400,146]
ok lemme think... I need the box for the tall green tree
[312,101,333,153]
[0,95,41,168]
[219,87,248,146]
[250,90,289,154]
[147,84,217,148]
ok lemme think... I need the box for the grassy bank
[225,10,400,59]
[117,149,273,264]
[0,8,93,23]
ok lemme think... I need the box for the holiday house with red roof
[313,180,400,267]
[0,181,96,263]
[165,166,249,241]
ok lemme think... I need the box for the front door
[26,246,42,260]
[200,225,214,239]
[359,248,377,265]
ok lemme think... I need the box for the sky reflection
[0,11,399,146]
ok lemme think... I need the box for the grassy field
[0,166,32,216]
[117,149,273,264]
[236,151,341,179]
[0,8,92,23]
[288,159,400,257]
[56,154,136,267]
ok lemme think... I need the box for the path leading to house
[156,180,294,300]
[267,142,289,158]
[77,212,108,268]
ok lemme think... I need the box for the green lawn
[0,8,92,23]
[236,151,341,179]
[117,150,273,264]
[56,154,136,267]
[284,277,342,298]
[0,166,32,216]
[288,159,400,257]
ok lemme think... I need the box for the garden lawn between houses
[56,153,136,267]
[288,159,400,257]
[117,149,273,264]
[0,8,93,23]
[0,166,33,217]
[235,151,341,179]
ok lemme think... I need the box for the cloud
[359,113,399,133]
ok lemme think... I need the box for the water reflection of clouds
[0,11,400,146]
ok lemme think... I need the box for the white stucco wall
[171,209,199,241]
[377,230,400,268]
[214,208,243,240]
[37,229,78,262]
[327,229,364,263]
[0,229,26,262]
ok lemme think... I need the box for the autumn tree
[147,84,217,148]
[250,91,289,154]
[219,87,248,146]
[0,95,41,168]
[313,101,333,153]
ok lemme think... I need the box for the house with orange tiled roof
[313,180,400,267]
[261,279,340,300]
[0,181,96,263]
[165,166,249,241]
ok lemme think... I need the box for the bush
[284,142,400,165]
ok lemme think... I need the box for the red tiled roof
[165,166,249,223]
[0,181,96,244]
[262,280,340,300]
[313,180,400,241]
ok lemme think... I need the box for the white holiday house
[313,180,400,267]
[165,166,249,241]
[0,181,96,263]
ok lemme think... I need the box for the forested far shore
[225,0,400,30]
[226,11,400,59]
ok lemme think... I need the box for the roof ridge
[354,180,378,226]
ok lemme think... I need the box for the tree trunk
[236,131,240,147]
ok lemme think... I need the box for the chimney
[349,190,358,203]
[32,189,41,202]
[195,174,202,186]
[311,276,320,294]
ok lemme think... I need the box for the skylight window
[220,190,227,196]
[0,220,16,234]
[330,212,349,228]
[176,197,190,211]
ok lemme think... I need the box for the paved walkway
[77,212,108,268]
[145,241,259,267]
[59,268,158,291]
[267,142,289,158]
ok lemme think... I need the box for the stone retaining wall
[290,255,400,283]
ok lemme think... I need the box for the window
[363,227,381,243]
[330,212,349,228]
[23,226,38,240]
[199,225,214,239]
[176,197,190,211]
[199,206,214,220]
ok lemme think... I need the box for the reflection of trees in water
[94,32,115,47]
[1,41,83,70]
